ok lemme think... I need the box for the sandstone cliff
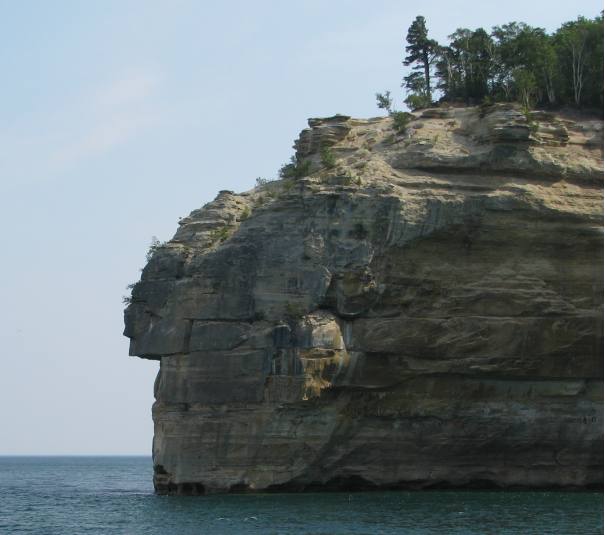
[124,104,604,494]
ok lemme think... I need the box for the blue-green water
[0,457,602,534]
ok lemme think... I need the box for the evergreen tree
[403,16,438,104]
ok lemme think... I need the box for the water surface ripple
[0,457,602,534]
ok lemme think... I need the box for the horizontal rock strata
[124,104,604,494]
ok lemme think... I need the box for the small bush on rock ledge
[209,227,230,244]
[279,156,312,179]
[146,236,167,261]
[122,282,140,305]
[391,111,414,134]
[320,146,337,169]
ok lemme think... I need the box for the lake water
[0,457,602,534]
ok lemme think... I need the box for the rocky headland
[124,104,603,494]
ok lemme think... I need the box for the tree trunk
[571,38,586,106]
[446,57,455,97]
[423,50,431,99]
[544,69,556,105]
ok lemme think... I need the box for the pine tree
[403,16,439,102]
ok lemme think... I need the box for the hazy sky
[1,0,601,454]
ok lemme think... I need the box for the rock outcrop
[124,104,603,494]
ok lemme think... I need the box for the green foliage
[122,282,139,305]
[240,207,251,220]
[522,109,539,134]
[554,15,604,107]
[331,169,362,187]
[391,111,414,132]
[481,95,494,107]
[340,170,355,185]
[489,23,556,104]
[513,68,537,109]
[320,146,337,169]
[403,15,439,102]
[375,91,393,114]
[403,72,432,110]
[146,236,166,262]
[478,96,495,117]
[405,13,603,110]
[436,27,494,102]
[279,156,312,179]
[296,159,312,177]
[255,177,270,187]
[209,226,230,244]
[281,179,296,192]
[404,93,431,110]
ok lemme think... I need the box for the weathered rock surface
[124,104,603,494]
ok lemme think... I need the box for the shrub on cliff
[122,282,140,305]
[209,226,230,244]
[320,146,337,169]
[392,111,414,133]
[279,157,312,179]
[146,236,167,261]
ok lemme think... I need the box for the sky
[1,0,601,455]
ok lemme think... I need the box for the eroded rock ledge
[124,104,604,494]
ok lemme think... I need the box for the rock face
[124,104,604,494]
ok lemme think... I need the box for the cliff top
[169,104,602,254]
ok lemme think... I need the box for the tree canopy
[401,13,603,111]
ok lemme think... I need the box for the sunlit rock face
[124,104,603,494]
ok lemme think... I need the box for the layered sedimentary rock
[124,104,604,494]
